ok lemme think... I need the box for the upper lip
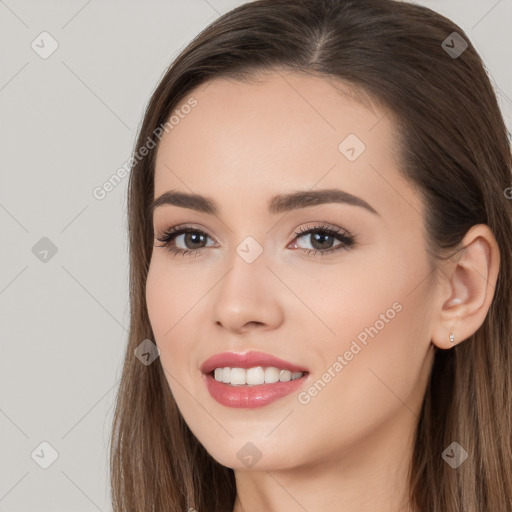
[200,350,310,375]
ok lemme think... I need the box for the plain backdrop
[0,0,511,510]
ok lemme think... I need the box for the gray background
[0,1,511,511]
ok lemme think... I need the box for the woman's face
[146,72,438,472]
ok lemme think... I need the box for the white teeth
[221,367,231,384]
[212,366,305,386]
[279,369,291,382]
[264,367,280,383]
[230,368,246,385]
[246,367,265,385]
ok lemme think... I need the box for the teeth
[264,367,280,383]
[212,366,305,386]
[230,367,246,385]
[279,370,291,382]
[246,366,264,385]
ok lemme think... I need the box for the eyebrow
[151,188,379,216]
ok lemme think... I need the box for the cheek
[145,260,219,447]
[296,240,431,377]
[146,262,172,340]
[288,288,432,464]
[145,257,201,337]
[145,260,197,371]
[301,255,434,422]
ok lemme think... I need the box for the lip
[200,350,310,409]
[200,350,309,375]
[203,372,309,408]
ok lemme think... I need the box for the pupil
[312,232,333,250]
[185,232,205,249]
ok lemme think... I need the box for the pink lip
[200,350,309,375]
[203,373,309,408]
[200,350,310,409]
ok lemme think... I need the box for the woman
[109,0,512,510]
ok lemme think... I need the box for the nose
[212,250,284,334]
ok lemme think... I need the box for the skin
[145,71,499,512]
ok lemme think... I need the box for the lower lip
[203,372,309,408]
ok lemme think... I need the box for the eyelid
[155,223,216,240]
[292,221,352,237]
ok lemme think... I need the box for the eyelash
[155,223,356,258]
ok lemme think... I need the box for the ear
[431,224,500,349]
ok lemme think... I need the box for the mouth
[200,350,310,408]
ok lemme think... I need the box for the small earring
[449,332,455,344]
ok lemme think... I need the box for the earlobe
[431,224,500,350]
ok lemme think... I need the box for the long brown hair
[109,1,512,510]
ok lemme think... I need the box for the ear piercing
[449,332,455,344]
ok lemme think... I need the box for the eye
[155,224,217,257]
[289,223,355,256]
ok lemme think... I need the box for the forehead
[153,72,413,217]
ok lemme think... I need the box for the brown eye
[156,225,216,256]
[291,224,355,256]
